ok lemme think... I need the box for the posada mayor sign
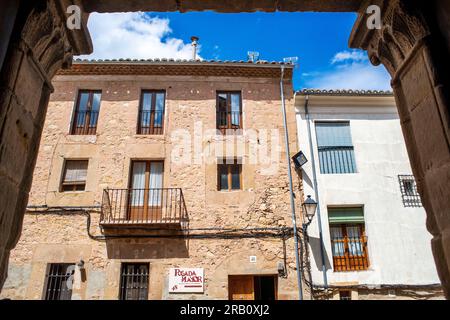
[169,268,204,293]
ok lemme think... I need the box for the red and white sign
[169,268,204,293]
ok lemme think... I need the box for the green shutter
[328,207,364,224]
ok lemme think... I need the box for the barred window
[61,160,88,192]
[43,263,75,300]
[71,90,101,135]
[315,122,357,174]
[119,263,149,300]
[398,175,422,207]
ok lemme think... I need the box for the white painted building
[294,90,442,299]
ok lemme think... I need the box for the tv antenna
[248,51,260,63]
[283,56,299,68]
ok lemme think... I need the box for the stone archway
[0,0,449,298]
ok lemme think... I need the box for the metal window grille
[44,263,75,300]
[330,224,369,272]
[398,175,422,207]
[119,263,149,300]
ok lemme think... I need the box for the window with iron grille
[328,207,369,272]
[60,160,88,192]
[216,92,242,134]
[218,159,242,191]
[315,122,357,174]
[137,90,165,135]
[43,263,75,300]
[119,263,149,300]
[398,175,422,207]
[71,90,101,135]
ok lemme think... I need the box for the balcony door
[128,161,164,222]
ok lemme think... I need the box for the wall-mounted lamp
[301,195,318,226]
[277,261,287,277]
[292,150,308,169]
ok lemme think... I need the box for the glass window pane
[141,93,152,127]
[231,165,240,189]
[142,93,152,111]
[77,92,89,112]
[64,160,88,182]
[91,93,101,112]
[154,93,165,127]
[231,94,240,126]
[219,166,228,190]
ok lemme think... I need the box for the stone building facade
[0,60,305,300]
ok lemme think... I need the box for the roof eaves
[296,89,394,96]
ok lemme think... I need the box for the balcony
[100,188,189,230]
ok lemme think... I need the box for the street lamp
[302,195,318,227]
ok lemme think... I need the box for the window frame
[329,223,369,272]
[217,159,242,191]
[137,90,166,135]
[60,159,89,192]
[70,90,102,135]
[119,263,150,300]
[216,91,243,134]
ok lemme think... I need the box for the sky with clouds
[78,11,391,91]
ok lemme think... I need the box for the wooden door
[128,161,163,222]
[228,275,254,300]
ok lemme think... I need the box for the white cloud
[331,50,366,64]
[77,12,198,60]
[303,50,392,91]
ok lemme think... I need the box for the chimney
[191,36,199,60]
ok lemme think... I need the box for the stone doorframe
[0,0,449,298]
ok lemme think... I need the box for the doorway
[228,275,277,300]
[128,160,164,222]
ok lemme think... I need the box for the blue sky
[78,11,391,91]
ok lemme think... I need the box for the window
[119,263,149,300]
[137,90,165,135]
[71,90,101,135]
[315,122,356,174]
[43,263,75,300]
[61,160,88,192]
[398,175,422,207]
[216,92,242,133]
[328,207,369,272]
[218,159,242,191]
[339,290,352,300]
[128,160,164,221]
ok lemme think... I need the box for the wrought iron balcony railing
[100,188,188,227]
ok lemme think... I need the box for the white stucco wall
[295,94,440,287]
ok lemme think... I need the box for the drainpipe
[280,66,303,300]
[304,94,328,289]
